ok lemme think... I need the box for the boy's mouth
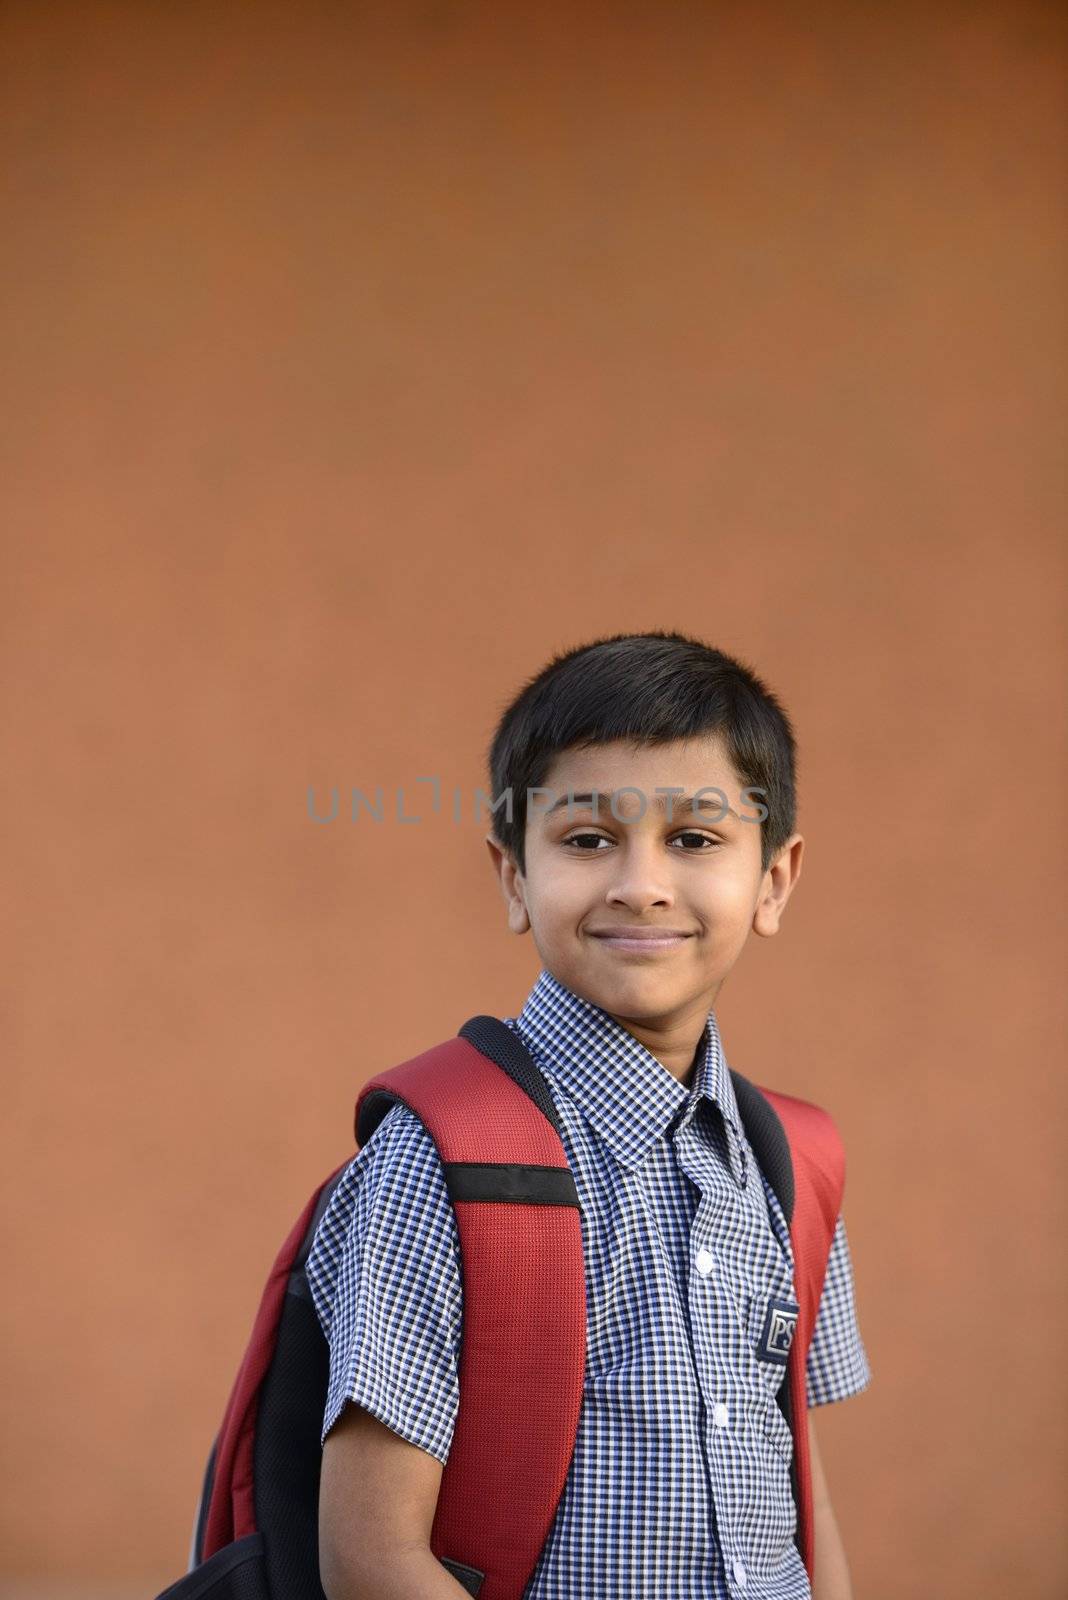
[588,927,694,952]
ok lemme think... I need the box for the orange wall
[2,3,1065,1596]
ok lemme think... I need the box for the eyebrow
[544,791,740,820]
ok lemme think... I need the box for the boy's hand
[809,1413,855,1600]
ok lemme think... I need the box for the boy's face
[486,735,803,1064]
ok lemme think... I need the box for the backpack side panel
[250,1173,347,1599]
[200,1163,350,1562]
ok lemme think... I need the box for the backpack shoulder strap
[355,1017,586,1600]
[731,1071,846,1582]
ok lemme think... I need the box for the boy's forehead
[541,735,743,797]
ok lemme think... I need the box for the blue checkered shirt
[307,969,871,1598]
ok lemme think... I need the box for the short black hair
[487,630,798,876]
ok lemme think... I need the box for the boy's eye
[561,831,721,852]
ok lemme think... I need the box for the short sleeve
[805,1212,872,1408]
[304,1101,463,1462]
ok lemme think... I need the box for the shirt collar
[505,967,746,1178]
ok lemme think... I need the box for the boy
[308,630,871,1600]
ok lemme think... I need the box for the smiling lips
[588,927,695,951]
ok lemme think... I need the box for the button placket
[680,1112,761,1593]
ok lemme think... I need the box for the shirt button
[695,1248,714,1275]
[712,1401,729,1428]
[732,1556,748,1590]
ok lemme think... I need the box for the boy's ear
[484,833,508,885]
[484,834,531,935]
[752,834,804,939]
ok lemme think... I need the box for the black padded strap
[356,1087,407,1147]
[730,1067,802,1549]
[730,1069,795,1222]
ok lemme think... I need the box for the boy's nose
[603,841,677,911]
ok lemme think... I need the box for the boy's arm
[310,1103,469,1598]
[809,1413,854,1600]
[802,1207,871,1600]
[319,1400,470,1600]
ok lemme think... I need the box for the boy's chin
[565,967,711,1019]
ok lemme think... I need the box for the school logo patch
[757,1297,800,1365]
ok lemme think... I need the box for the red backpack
[155,1015,845,1600]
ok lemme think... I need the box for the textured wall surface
[2,3,1065,1595]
